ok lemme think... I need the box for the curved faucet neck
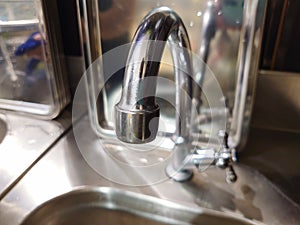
[115,7,193,144]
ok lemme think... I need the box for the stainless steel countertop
[0,116,299,225]
[241,127,300,206]
[0,109,72,199]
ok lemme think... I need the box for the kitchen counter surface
[0,109,72,199]
[1,117,299,225]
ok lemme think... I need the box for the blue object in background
[14,32,45,75]
[25,58,40,75]
[14,31,42,56]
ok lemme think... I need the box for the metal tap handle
[216,130,238,183]
[218,130,229,148]
[226,165,237,183]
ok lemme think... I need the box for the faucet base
[166,164,193,182]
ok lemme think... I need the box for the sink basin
[21,187,259,225]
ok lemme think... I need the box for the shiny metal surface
[241,127,300,205]
[115,7,192,143]
[21,187,258,225]
[77,0,116,139]
[0,110,71,198]
[115,104,160,144]
[252,70,300,133]
[0,1,69,118]
[165,130,238,182]
[0,19,38,33]
[79,0,267,152]
[113,7,239,183]
[79,0,266,155]
[193,0,216,104]
[228,0,266,149]
[1,117,300,225]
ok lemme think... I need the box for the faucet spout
[115,7,193,144]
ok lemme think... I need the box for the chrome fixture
[80,0,266,151]
[191,0,217,134]
[76,0,267,183]
[165,129,237,182]
[193,0,216,108]
[114,7,237,182]
[114,7,192,144]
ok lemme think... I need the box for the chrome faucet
[115,7,237,182]
[193,0,216,111]
[114,7,192,144]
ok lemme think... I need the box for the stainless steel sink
[21,187,259,225]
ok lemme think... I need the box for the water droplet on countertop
[189,21,194,27]
[197,11,202,17]
[139,158,148,164]
[28,139,36,144]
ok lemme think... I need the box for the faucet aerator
[114,104,160,144]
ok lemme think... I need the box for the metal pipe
[115,7,193,144]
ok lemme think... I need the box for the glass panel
[0,1,69,118]
[261,0,300,73]
[79,0,266,149]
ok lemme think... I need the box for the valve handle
[226,165,237,183]
[217,130,238,183]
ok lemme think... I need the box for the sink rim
[21,186,262,225]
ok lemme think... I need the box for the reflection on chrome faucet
[114,7,193,144]
[194,0,216,104]
[114,7,237,183]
